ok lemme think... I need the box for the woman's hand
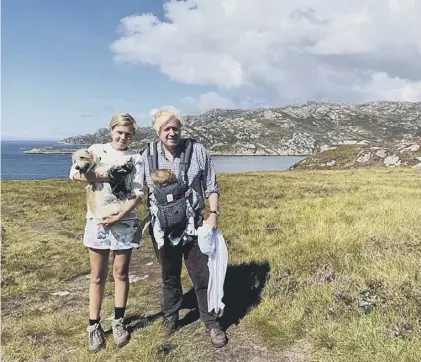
[99,212,123,227]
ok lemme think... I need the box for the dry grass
[1,167,421,361]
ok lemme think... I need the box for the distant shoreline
[23,146,310,157]
[23,147,79,155]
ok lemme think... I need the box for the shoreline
[23,147,310,157]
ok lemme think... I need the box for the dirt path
[2,236,311,362]
[117,247,311,362]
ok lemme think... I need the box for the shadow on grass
[179,260,271,330]
[125,311,164,333]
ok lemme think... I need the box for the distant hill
[59,101,421,156]
[289,138,421,171]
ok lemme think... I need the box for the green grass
[2,168,421,361]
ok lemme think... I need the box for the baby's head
[151,169,176,187]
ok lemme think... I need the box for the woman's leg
[113,249,132,312]
[111,249,132,347]
[88,248,110,320]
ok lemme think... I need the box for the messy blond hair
[152,108,183,135]
[109,112,138,132]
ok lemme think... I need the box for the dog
[151,169,176,187]
[72,149,128,220]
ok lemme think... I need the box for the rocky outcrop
[59,101,421,156]
[289,137,421,171]
[24,147,76,154]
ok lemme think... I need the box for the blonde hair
[109,112,138,132]
[152,108,183,135]
[151,169,176,187]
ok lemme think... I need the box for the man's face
[159,116,182,149]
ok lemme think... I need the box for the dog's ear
[92,153,100,165]
[71,150,82,164]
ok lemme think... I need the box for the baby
[151,169,177,187]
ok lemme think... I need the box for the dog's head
[151,169,176,187]
[72,149,98,174]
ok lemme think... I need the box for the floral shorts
[83,217,142,250]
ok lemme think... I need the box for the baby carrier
[146,139,196,235]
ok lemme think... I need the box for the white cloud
[356,72,421,102]
[148,105,180,117]
[134,112,149,120]
[181,92,235,113]
[111,0,421,104]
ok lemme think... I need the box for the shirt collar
[158,139,185,157]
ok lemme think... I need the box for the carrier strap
[147,138,195,188]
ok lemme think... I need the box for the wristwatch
[209,210,220,216]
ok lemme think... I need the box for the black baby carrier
[146,139,196,235]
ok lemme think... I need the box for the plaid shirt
[141,139,219,213]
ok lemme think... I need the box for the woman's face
[159,116,182,150]
[110,125,134,150]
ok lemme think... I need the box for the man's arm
[206,192,219,229]
[199,142,220,229]
[208,192,219,212]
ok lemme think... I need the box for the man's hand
[107,159,134,184]
[99,213,123,227]
[205,213,218,230]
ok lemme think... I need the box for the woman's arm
[69,145,109,182]
[118,194,143,219]
[100,194,143,226]
[71,171,108,182]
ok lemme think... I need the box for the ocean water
[1,141,305,180]
[1,141,82,180]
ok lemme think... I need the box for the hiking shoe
[87,323,106,353]
[112,318,129,348]
[162,314,179,336]
[208,326,228,348]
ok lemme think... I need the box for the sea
[1,141,305,180]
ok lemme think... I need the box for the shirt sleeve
[197,142,219,198]
[130,154,145,198]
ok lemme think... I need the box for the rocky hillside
[289,137,421,171]
[60,101,421,156]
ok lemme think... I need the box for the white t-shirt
[69,143,144,220]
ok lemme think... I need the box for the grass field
[2,167,421,361]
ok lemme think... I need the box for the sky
[2,0,421,140]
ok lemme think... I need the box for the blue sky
[2,0,214,140]
[2,0,420,140]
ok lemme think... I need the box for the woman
[69,113,143,353]
[141,108,228,348]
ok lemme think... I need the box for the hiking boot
[87,323,106,353]
[208,326,228,348]
[112,318,129,348]
[162,314,179,336]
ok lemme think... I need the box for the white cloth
[150,203,165,249]
[197,224,228,314]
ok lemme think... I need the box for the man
[141,108,227,348]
